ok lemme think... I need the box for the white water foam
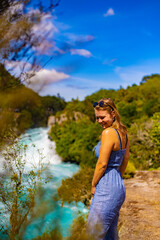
[20,127,62,170]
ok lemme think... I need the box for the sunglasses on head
[93,101,114,111]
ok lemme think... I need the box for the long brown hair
[94,98,127,137]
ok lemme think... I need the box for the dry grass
[119,171,160,240]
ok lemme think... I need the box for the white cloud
[65,33,95,43]
[4,60,32,77]
[32,16,59,38]
[54,22,71,31]
[40,60,160,101]
[70,49,92,58]
[27,69,69,92]
[28,11,59,55]
[32,39,54,55]
[103,58,117,65]
[104,8,115,17]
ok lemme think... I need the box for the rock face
[48,116,56,127]
[119,170,160,240]
[48,111,87,127]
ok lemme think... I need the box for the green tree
[0,64,21,91]
[129,113,160,169]
[0,141,49,239]
[57,167,94,207]
[117,102,137,126]
[0,110,16,147]
[17,110,33,132]
[41,95,66,115]
[149,112,160,168]
[50,116,101,166]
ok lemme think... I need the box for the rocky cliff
[48,111,88,132]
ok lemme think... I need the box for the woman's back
[93,128,128,169]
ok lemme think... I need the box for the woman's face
[95,109,115,129]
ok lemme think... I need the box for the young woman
[87,98,129,240]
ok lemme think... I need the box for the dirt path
[119,171,160,240]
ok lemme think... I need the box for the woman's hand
[91,186,96,196]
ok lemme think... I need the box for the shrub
[123,161,136,179]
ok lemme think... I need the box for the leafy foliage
[41,95,66,115]
[0,64,67,139]
[50,117,101,167]
[0,110,16,146]
[129,113,160,169]
[0,141,50,239]
[33,228,63,240]
[150,112,160,149]
[66,214,90,240]
[66,213,104,240]
[0,63,21,91]
[57,167,94,206]
[123,161,136,179]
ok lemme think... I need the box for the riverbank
[119,170,160,240]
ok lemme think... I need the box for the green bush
[49,117,101,166]
[129,112,160,169]
[57,167,94,206]
[17,110,33,132]
[123,161,136,179]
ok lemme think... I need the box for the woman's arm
[119,136,129,176]
[91,128,114,189]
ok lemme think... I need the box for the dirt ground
[118,170,160,240]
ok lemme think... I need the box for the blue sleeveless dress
[87,129,127,240]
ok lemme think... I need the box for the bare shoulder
[101,128,115,147]
[102,127,116,138]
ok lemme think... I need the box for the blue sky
[26,0,160,100]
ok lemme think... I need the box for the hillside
[0,64,66,146]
